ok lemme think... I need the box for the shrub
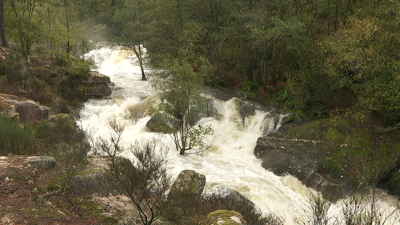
[53,142,90,194]
[0,52,30,85]
[0,113,34,155]
[33,116,85,146]
[164,190,283,225]
[96,121,170,225]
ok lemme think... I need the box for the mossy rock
[284,119,323,140]
[281,114,295,125]
[206,210,247,225]
[169,170,206,198]
[324,127,341,141]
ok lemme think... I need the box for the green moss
[9,175,24,180]
[47,183,60,191]
[285,119,324,140]
[325,127,341,141]
[100,216,119,224]
[348,132,370,148]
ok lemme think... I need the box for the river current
[78,46,400,225]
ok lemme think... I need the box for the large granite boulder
[254,121,359,202]
[82,72,111,98]
[169,170,206,199]
[206,210,247,225]
[146,113,177,133]
[165,170,206,222]
[88,71,111,83]
[24,156,56,170]
[72,171,110,195]
[0,94,50,122]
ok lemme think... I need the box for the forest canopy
[1,0,399,126]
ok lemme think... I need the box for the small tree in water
[151,58,214,155]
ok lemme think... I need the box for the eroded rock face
[0,94,50,122]
[206,210,247,225]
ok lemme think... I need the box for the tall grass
[0,113,33,155]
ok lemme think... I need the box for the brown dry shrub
[0,78,19,95]
[26,79,56,105]
[29,67,53,82]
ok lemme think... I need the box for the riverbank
[2,45,400,224]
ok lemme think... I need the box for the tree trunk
[133,45,146,81]
[0,0,9,48]
[64,0,70,53]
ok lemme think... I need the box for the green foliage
[36,54,92,100]
[31,116,90,193]
[164,190,282,225]
[322,157,334,169]
[239,79,260,94]
[285,5,400,124]
[0,52,30,84]
[0,113,33,155]
[33,116,85,146]
[97,121,170,225]
[55,142,90,193]
[151,57,214,155]
[5,0,45,55]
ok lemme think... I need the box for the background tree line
[1,0,399,126]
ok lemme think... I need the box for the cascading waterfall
[79,46,400,225]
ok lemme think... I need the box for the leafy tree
[151,57,214,155]
[285,0,400,123]
[6,0,44,55]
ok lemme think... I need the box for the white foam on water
[79,46,400,225]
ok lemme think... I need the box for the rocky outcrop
[254,123,358,202]
[82,71,111,98]
[206,210,247,225]
[0,94,50,122]
[24,156,56,170]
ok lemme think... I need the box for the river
[78,46,400,225]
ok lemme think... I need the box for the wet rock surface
[255,121,358,202]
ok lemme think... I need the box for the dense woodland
[1,1,400,224]
[1,0,400,126]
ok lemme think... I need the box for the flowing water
[79,46,400,225]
